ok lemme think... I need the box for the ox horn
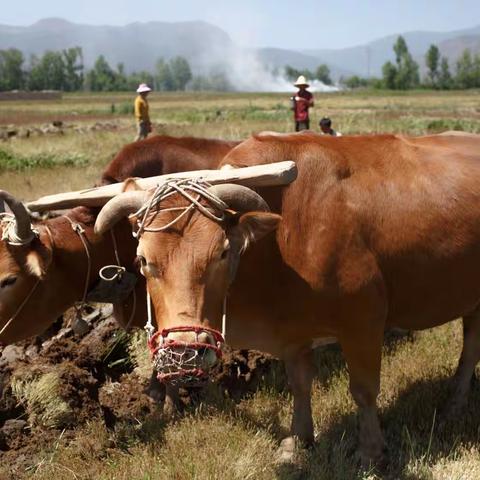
[95,190,148,235]
[207,184,270,212]
[0,190,34,243]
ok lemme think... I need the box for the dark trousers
[295,120,310,132]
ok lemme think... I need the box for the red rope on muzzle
[147,325,225,385]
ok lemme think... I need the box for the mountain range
[0,18,479,82]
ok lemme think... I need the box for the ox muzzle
[148,325,225,385]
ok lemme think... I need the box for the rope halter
[0,213,38,246]
[0,215,43,344]
[133,178,229,385]
[130,178,229,239]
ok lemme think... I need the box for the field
[1,90,480,479]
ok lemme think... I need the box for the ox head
[95,181,281,383]
[0,191,52,345]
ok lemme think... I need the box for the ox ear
[123,177,143,192]
[230,212,281,249]
[25,231,53,278]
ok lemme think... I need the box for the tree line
[342,36,480,90]
[2,40,479,92]
[284,64,333,85]
[0,47,213,92]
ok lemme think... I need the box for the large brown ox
[95,132,480,465]
[100,135,240,184]
[0,135,239,346]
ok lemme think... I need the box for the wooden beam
[27,161,297,212]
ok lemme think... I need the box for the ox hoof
[276,436,300,463]
[357,446,387,472]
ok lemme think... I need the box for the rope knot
[0,213,38,246]
[132,178,229,239]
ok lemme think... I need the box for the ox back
[219,133,480,345]
[101,135,241,185]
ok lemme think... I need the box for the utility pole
[366,46,371,77]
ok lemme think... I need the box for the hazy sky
[3,0,480,49]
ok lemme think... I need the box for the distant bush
[112,102,134,115]
[0,148,87,171]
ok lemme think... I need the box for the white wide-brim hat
[294,75,309,87]
[136,83,152,93]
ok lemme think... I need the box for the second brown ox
[0,135,238,346]
[96,132,480,465]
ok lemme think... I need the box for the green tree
[169,56,192,90]
[393,36,408,65]
[381,36,419,89]
[85,55,116,91]
[315,64,332,85]
[455,49,475,88]
[438,57,452,90]
[0,49,25,90]
[113,63,128,91]
[27,51,66,90]
[342,75,369,89]
[63,47,83,91]
[425,44,440,87]
[284,65,301,81]
[127,70,154,91]
[474,54,480,88]
[382,61,397,89]
[155,59,174,91]
[396,54,419,89]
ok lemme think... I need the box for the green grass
[0,147,87,172]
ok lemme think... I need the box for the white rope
[0,213,37,246]
[63,215,91,305]
[145,290,155,339]
[102,227,137,330]
[221,296,227,341]
[0,277,41,338]
[131,178,228,239]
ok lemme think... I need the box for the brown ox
[96,132,480,465]
[0,135,239,346]
[0,195,143,345]
[100,135,240,184]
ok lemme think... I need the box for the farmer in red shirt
[291,75,314,132]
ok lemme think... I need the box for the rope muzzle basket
[148,325,225,385]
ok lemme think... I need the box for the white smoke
[220,47,340,93]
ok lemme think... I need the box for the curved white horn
[0,190,34,243]
[95,191,147,235]
[207,184,270,212]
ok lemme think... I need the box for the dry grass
[5,321,479,480]
[11,367,73,429]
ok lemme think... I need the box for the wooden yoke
[27,161,298,212]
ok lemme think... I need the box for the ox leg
[278,347,316,462]
[164,384,183,417]
[447,310,480,416]
[339,326,385,467]
[146,371,165,404]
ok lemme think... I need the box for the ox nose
[165,330,216,346]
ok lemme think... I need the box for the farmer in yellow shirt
[134,83,152,141]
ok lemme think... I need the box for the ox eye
[0,276,17,289]
[136,255,147,268]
